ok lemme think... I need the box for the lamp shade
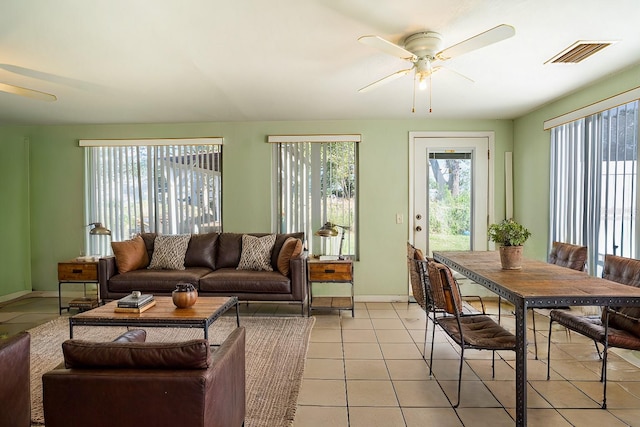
[315,222,339,237]
[88,222,111,236]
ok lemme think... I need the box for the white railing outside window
[82,138,222,255]
[550,101,638,276]
[269,135,360,259]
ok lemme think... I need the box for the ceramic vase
[172,282,198,308]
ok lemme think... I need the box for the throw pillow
[148,234,191,270]
[277,237,303,275]
[111,235,149,274]
[237,234,277,271]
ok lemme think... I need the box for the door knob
[416,226,423,232]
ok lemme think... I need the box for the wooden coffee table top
[73,296,236,321]
[69,296,239,339]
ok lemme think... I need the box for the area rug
[27,315,314,427]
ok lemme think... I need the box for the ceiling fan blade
[358,68,413,93]
[433,66,475,83]
[358,35,417,61]
[0,82,57,102]
[436,24,515,61]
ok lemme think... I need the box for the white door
[410,134,493,256]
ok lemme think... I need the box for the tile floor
[2,295,640,426]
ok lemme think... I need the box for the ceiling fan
[358,24,515,111]
[0,82,57,102]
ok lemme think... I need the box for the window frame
[269,134,360,260]
[80,137,223,255]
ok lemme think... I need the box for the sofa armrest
[289,251,308,302]
[42,327,246,427]
[0,332,30,427]
[98,256,117,302]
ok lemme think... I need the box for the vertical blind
[269,135,359,258]
[83,140,222,255]
[550,101,639,275]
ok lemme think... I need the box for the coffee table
[69,296,239,340]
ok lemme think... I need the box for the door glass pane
[427,152,472,255]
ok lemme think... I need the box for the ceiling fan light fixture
[418,75,428,91]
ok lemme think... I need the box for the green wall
[0,118,513,299]
[5,61,638,300]
[514,62,640,261]
[0,127,32,300]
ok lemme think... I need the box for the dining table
[432,250,640,427]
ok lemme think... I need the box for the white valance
[543,86,640,130]
[267,134,361,143]
[79,137,223,147]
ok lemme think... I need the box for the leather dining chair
[546,254,640,409]
[529,241,588,358]
[412,257,515,408]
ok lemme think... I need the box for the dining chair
[407,242,486,314]
[546,254,640,409]
[529,241,588,358]
[416,258,516,408]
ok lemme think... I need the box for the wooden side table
[58,259,100,314]
[307,259,354,317]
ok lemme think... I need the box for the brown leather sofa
[0,332,30,427]
[99,232,307,313]
[43,327,246,427]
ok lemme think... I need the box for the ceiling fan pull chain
[428,73,433,113]
[412,76,417,113]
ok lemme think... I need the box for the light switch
[396,213,403,224]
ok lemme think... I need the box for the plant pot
[499,245,523,270]
[172,282,198,308]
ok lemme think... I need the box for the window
[269,135,360,259]
[81,138,222,255]
[550,101,639,275]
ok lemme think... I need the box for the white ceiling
[1,0,639,125]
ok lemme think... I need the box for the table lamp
[315,222,350,260]
[88,222,111,235]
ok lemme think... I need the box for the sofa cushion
[62,339,210,369]
[109,267,211,293]
[200,269,291,294]
[111,235,150,274]
[237,234,276,271]
[148,234,191,270]
[277,237,303,276]
[184,232,218,270]
[216,233,244,268]
[139,233,157,261]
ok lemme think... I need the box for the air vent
[545,40,617,64]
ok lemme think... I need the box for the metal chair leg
[491,350,496,378]
[423,314,429,362]
[602,342,608,409]
[429,316,437,377]
[531,308,538,359]
[547,318,553,380]
[454,347,464,408]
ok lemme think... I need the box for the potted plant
[488,219,531,270]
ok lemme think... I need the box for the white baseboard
[354,295,409,303]
[0,290,32,304]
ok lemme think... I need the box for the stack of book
[115,293,156,313]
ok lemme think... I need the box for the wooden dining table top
[433,250,640,304]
